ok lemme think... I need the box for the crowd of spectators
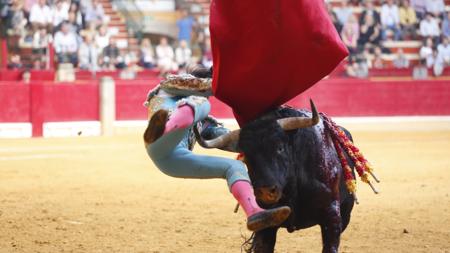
[2,0,449,77]
[1,0,210,75]
[327,0,450,77]
[1,0,108,70]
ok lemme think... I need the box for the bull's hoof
[247,206,291,232]
[143,109,169,144]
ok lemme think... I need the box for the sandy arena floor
[0,122,449,253]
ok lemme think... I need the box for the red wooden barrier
[1,39,7,69]
[116,83,154,120]
[0,78,449,137]
[288,78,450,116]
[0,83,30,122]
[0,70,55,81]
[29,83,99,136]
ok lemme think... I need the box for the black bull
[195,102,355,253]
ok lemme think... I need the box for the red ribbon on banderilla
[321,113,380,204]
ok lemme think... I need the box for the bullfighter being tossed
[143,0,348,232]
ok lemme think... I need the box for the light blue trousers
[146,96,249,189]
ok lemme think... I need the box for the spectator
[335,0,353,25]
[101,37,119,70]
[327,3,343,33]
[33,57,43,70]
[79,0,91,18]
[176,9,195,43]
[1,0,27,35]
[393,49,410,68]
[341,15,359,55]
[420,13,441,43]
[442,12,450,38]
[51,0,69,28]
[156,37,178,73]
[195,30,207,57]
[78,35,99,71]
[67,11,82,33]
[410,0,427,19]
[201,38,213,68]
[32,28,50,56]
[7,54,22,69]
[419,38,435,68]
[126,49,138,68]
[68,2,83,26]
[19,29,34,47]
[434,37,450,75]
[189,29,205,63]
[84,0,104,26]
[358,14,382,49]
[115,49,136,70]
[425,0,445,19]
[349,0,362,7]
[346,53,369,78]
[381,0,402,40]
[53,21,78,65]
[29,0,52,30]
[80,21,97,39]
[373,46,384,69]
[95,25,110,51]
[23,0,37,14]
[115,50,127,69]
[399,0,418,39]
[175,40,192,69]
[139,38,155,69]
[437,37,450,59]
[359,0,381,26]
[413,59,429,79]
[362,45,373,69]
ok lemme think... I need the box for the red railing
[1,78,449,136]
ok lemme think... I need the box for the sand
[0,122,449,252]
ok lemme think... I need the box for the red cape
[210,0,348,125]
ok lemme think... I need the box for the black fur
[189,66,213,78]
[238,107,355,253]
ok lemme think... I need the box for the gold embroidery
[147,96,164,119]
[160,74,212,92]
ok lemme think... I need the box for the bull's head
[195,100,319,206]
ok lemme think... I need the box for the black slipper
[247,206,291,232]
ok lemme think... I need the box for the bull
[195,100,355,253]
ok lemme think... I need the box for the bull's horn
[193,125,241,152]
[277,99,320,130]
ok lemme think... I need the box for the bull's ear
[277,99,320,130]
[193,125,241,153]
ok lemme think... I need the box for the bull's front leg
[319,200,342,253]
[252,227,278,253]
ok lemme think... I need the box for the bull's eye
[277,147,284,153]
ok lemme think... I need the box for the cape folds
[210,0,349,125]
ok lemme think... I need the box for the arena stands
[327,0,450,78]
[0,0,450,138]
[1,0,450,79]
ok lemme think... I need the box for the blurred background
[0,1,449,252]
[0,0,449,137]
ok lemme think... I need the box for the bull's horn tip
[309,99,319,124]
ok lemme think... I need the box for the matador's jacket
[143,74,249,189]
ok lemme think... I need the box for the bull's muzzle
[255,185,282,205]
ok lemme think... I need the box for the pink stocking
[163,105,195,134]
[231,180,264,217]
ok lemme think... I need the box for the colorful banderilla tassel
[321,113,380,197]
